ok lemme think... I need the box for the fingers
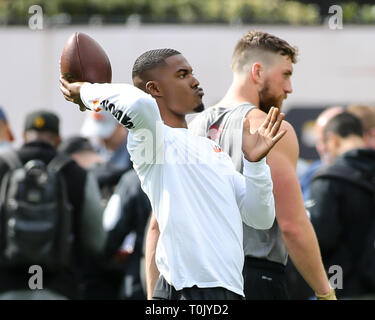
[243,117,250,134]
[79,104,87,112]
[59,76,88,111]
[59,76,70,91]
[271,129,287,144]
[60,76,73,99]
[259,107,274,135]
[264,107,279,135]
[60,83,70,97]
[269,112,285,137]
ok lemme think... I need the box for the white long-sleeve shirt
[80,83,275,296]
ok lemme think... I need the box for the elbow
[258,209,276,230]
[278,218,307,242]
[147,213,160,238]
[244,206,275,230]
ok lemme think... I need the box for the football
[60,32,112,84]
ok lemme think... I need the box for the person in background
[309,112,375,299]
[299,106,344,201]
[0,110,106,300]
[58,135,104,169]
[80,109,131,171]
[58,135,126,206]
[188,30,334,300]
[59,135,148,300]
[347,104,375,150]
[100,169,152,300]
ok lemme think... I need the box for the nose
[285,79,293,94]
[191,75,200,88]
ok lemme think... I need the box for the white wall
[1,24,375,146]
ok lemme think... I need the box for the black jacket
[83,169,151,300]
[309,148,375,298]
[0,141,90,299]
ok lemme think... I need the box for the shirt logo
[98,99,134,129]
[93,100,102,112]
[209,124,223,141]
[212,144,222,153]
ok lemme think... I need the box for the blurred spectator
[347,104,375,149]
[58,135,149,300]
[58,135,103,169]
[0,110,106,300]
[309,112,375,299]
[299,106,344,201]
[58,135,126,206]
[81,110,131,171]
[86,169,152,300]
[0,106,15,151]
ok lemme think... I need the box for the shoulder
[189,107,217,126]
[245,108,300,166]
[188,107,218,135]
[247,108,296,133]
[253,110,299,161]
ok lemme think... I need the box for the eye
[177,69,192,79]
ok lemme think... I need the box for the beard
[193,103,204,113]
[259,80,285,113]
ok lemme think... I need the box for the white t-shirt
[80,83,275,296]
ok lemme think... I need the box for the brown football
[60,32,112,84]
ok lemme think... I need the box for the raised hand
[59,77,88,112]
[242,107,287,162]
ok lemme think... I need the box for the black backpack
[313,163,375,289]
[0,150,74,272]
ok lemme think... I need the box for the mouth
[195,87,204,97]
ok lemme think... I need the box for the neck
[162,113,188,128]
[0,126,12,142]
[338,136,366,156]
[157,101,188,128]
[214,76,259,109]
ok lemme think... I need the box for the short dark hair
[58,136,95,155]
[132,48,181,91]
[347,104,375,134]
[232,30,298,73]
[324,112,363,139]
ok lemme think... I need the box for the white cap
[80,110,117,139]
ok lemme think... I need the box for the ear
[250,62,264,84]
[326,132,340,148]
[54,135,62,147]
[5,125,14,142]
[145,81,162,97]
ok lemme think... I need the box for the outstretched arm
[60,78,162,133]
[60,78,163,165]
